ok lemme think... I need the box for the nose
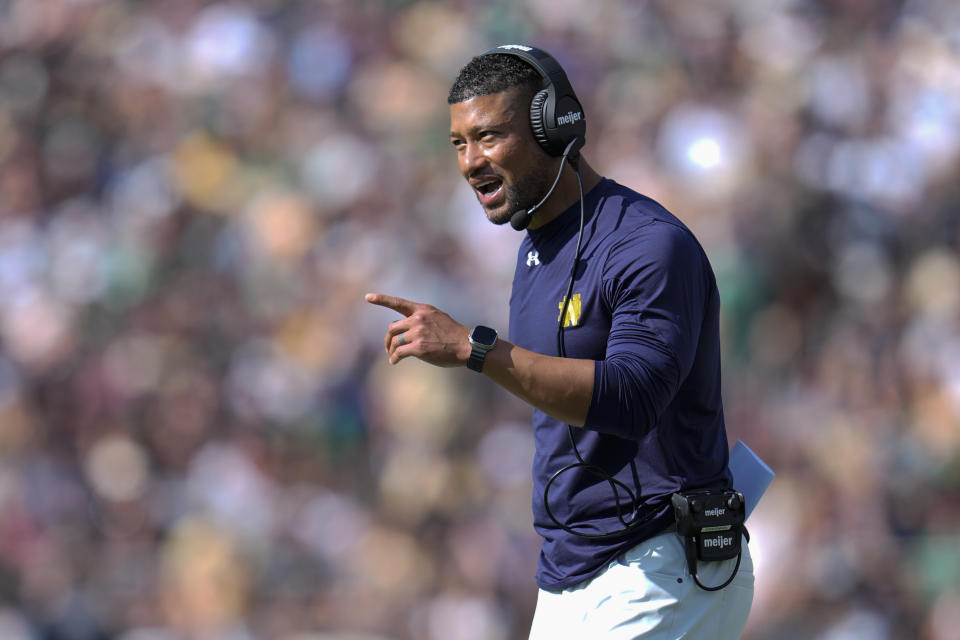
[460,141,489,177]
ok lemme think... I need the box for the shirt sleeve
[583,220,709,440]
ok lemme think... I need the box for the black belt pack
[671,488,746,591]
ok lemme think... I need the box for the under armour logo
[526,250,541,267]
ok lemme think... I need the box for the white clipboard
[729,440,775,520]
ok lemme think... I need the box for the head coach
[366,44,754,639]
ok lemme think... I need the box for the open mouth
[474,177,504,205]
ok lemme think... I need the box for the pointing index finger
[365,292,417,316]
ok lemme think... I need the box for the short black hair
[447,53,542,104]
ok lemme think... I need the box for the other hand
[365,293,471,367]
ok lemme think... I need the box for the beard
[484,166,555,226]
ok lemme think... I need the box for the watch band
[467,344,488,372]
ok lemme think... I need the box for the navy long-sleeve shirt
[509,178,731,590]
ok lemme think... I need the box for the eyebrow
[449,120,508,139]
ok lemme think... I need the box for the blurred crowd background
[1,0,959,639]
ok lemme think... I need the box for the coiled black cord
[544,166,651,540]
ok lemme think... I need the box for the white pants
[528,530,754,639]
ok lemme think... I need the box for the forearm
[364,292,595,424]
[480,339,595,427]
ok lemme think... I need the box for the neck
[527,158,602,231]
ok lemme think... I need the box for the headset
[477,44,587,231]
[479,44,586,159]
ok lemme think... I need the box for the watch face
[470,325,498,347]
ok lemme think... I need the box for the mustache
[468,169,502,181]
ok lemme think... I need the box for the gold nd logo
[558,293,582,327]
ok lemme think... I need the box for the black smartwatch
[467,325,498,372]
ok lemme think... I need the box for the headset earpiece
[529,89,551,152]
[480,44,586,158]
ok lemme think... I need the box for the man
[365,45,754,639]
